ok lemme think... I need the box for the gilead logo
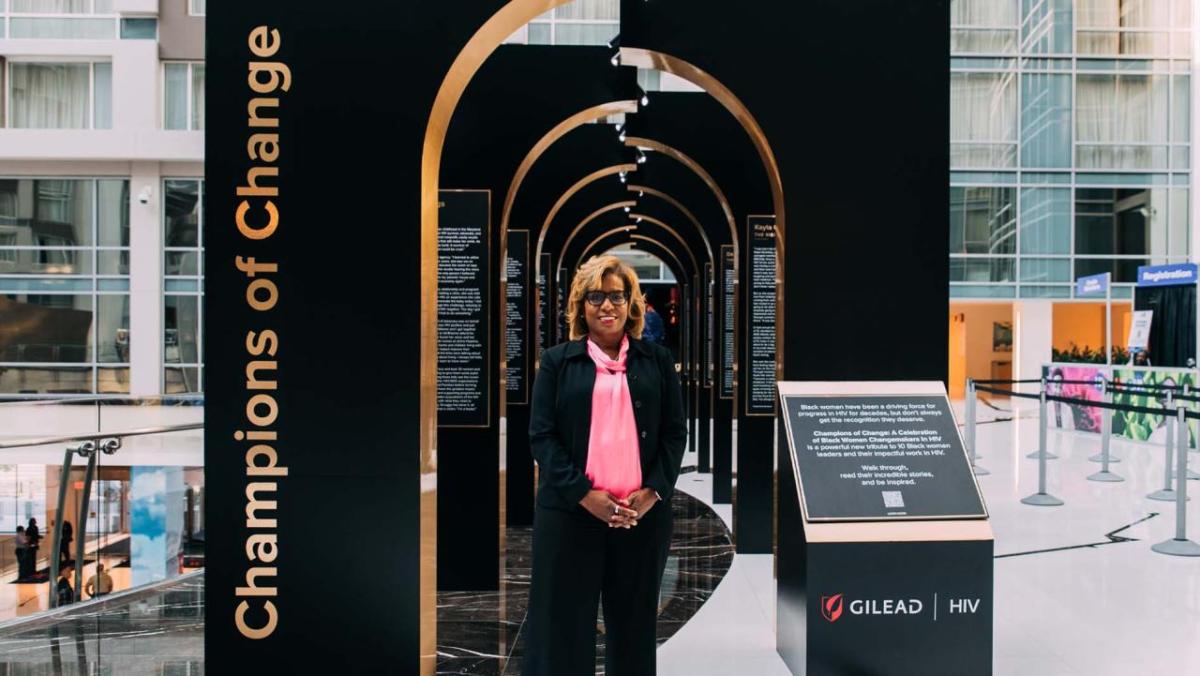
[821,594,844,622]
[820,595,924,622]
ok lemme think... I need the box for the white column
[129,161,163,396]
[1013,300,1053,395]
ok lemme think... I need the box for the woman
[524,254,687,676]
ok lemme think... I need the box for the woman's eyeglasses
[585,290,629,306]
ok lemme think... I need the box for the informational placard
[536,253,550,360]
[437,190,490,427]
[704,262,714,388]
[1137,262,1199,287]
[779,390,987,522]
[505,230,529,404]
[720,245,735,400]
[1127,310,1153,351]
[746,216,777,416]
[556,268,567,344]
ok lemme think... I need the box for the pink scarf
[584,336,643,500]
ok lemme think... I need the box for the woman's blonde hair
[566,254,645,341]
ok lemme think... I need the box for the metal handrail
[0,395,203,407]
[0,423,204,450]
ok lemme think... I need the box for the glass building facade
[951,0,1194,300]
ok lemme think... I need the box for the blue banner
[1075,272,1109,297]
[1137,263,1198,287]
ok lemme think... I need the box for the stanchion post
[1090,375,1121,463]
[1148,391,1178,502]
[967,379,989,476]
[1151,406,1200,556]
[1184,384,1199,481]
[1022,386,1064,506]
[1027,376,1058,460]
[1088,379,1123,482]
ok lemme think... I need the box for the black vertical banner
[720,245,736,400]
[746,217,777,416]
[438,190,491,427]
[506,230,529,405]
[207,2,500,671]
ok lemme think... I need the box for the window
[1076,74,1169,169]
[1076,0,1190,56]
[519,0,618,46]
[5,61,112,129]
[189,0,205,16]
[951,0,1019,53]
[164,63,205,131]
[119,17,156,40]
[163,179,204,394]
[0,178,131,394]
[951,72,1018,168]
[3,1,119,40]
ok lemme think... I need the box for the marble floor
[437,483,735,675]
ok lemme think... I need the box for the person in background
[26,518,40,575]
[84,563,113,599]
[642,301,666,345]
[14,526,29,580]
[59,520,73,566]
[56,564,74,606]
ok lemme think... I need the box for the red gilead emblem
[821,594,845,623]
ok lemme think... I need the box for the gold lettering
[245,483,278,529]
[237,167,279,198]
[247,98,280,128]
[248,26,281,58]
[245,534,279,563]
[246,393,278,427]
[235,200,279,240]
[248,133,280,162]
[236,566,277,596]
[246,444,289,478]
[236,600,278,639]
[248,61,292,94]
[246,330,279,357]
[247,278,278,311]
[246,360,277,391]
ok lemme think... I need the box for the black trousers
[523,501,672,676]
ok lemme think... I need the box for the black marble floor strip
[440,488,735,675]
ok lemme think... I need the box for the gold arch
[629,234,689,284]
[624,136,738,261]
[619,48,785,254]
[627,184,715,265]
[557,201,639,278]
[423,8,787,672]
[534,164,637,277]
[420,2,583,672]
[501,100,639,246]
[576,214,699,277]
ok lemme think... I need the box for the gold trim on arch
[501,101,639,244]
[421,2,582,673]
[626,184,714,266]
[575,215,699,277]
[557,200,639,277]
[619,48,785,254]
[629,234,689,281]
[624,137,736,263]
[534,163,638,277]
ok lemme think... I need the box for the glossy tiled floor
[437,486,735,675]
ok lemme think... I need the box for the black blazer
[529,336,687,511]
